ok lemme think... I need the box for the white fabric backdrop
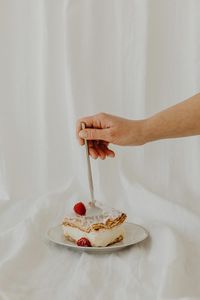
[0,1,200,299]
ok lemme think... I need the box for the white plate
[47,223,149,253]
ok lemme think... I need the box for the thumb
[79,128,109,141]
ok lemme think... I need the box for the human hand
[76,113,145,159]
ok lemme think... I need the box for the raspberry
[73,202,86,216]
[77,237,91,247]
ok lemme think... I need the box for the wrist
[142,117,160,144]
[129,119,149,146]
[139,119,150,145]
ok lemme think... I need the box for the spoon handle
[81,123,95,204]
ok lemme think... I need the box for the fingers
[88,141,115,159]
[76,115,98,146]
[76,113,108,145]
[76,121,85,146]
[76,113,116,159]
[99,144,115,158]
[93,141,106,160]
[79,128,110,142]
[88,141,98,159]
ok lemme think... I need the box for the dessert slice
[62,202,127,247]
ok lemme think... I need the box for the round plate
[47,223,149,253]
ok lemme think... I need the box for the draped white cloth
[0,1,200,299]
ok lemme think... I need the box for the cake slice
[62,202,127,247]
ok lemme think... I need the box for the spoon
[81,123,102,216]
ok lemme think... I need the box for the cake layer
[63,223,125,247]
[63,204,127,233]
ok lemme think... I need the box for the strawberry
[77,237,91,247]
[73,202,86,216]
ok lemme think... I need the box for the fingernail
[79,130,87,139]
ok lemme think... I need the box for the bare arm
[76,93,200,159]
[143,93,200,143]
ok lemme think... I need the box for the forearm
[77,93,200,159]
[142,93,200,144]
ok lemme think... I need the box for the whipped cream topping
[64,202,125,229]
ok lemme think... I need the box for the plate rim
[47,222,149,251]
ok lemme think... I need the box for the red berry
[73,202,86,216]
[77,237,91,247]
